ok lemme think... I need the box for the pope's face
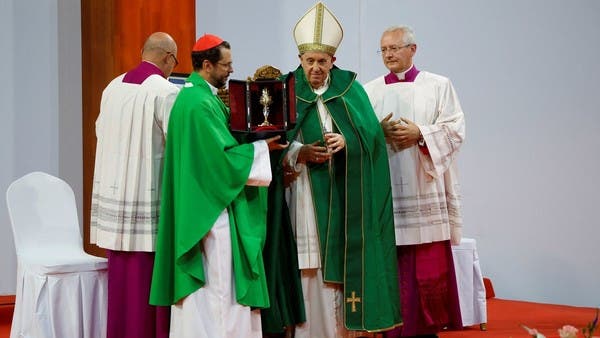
[380,30,416,74]
[299,51,334,89]
[208,48,233,88]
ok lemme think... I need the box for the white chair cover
[452,237,487,327]
[6,171,108,338]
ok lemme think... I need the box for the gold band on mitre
[297,43,338,55]
[294,2,343,55]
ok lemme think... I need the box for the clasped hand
[298,132,345,164]
[381,113,420,151]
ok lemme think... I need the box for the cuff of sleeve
[246,140,272,186]
[288,141,305,172]
[450,226,462,246]
[417,127,430,155]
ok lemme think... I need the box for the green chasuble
[149,72,269,308]
[289,66,402,331]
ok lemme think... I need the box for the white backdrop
[1,0,598,309]
[197,0,600,307]
[0,0,82,296]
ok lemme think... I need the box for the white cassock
[169,141,272,338]
[364,70,465,246]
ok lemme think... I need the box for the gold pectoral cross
[346,291,361,313]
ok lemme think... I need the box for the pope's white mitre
[293,2,343,55]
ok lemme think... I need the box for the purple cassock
[382,65,463,337]
[106,61,170,338]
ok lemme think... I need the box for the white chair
[6,171,108,338]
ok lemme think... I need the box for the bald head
[142,32,176,56]
[141,32,178,77]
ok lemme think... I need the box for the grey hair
[383,26,416,45]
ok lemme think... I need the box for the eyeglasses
[216,62,233,69]
[159,48,179,67]
[377,44,412,55]
[168,53,179,67]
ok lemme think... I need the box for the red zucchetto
[192,34,224,52]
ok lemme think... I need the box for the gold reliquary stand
[228,65,296,143]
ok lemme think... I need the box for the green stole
[150,72,269,308]
[289,66,402,331]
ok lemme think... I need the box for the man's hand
[324,132,345,153]
[380,113,401,148]
[297,141,331,164]
[380,113,421,151]
[380,113,398,140]
[393,117,421,150]
[265,135,289,151]
[282,162,300,187]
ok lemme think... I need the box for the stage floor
[1,294,597,338]
[440,297,597,338]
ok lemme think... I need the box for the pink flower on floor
[522,324,546,338]
[523,308,598,338]
[559,325,579,338]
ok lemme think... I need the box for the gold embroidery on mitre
[293,2,343,55]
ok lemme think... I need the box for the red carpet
[0,296,14,338]
[0,293,597,337]
[440,298,598,338]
